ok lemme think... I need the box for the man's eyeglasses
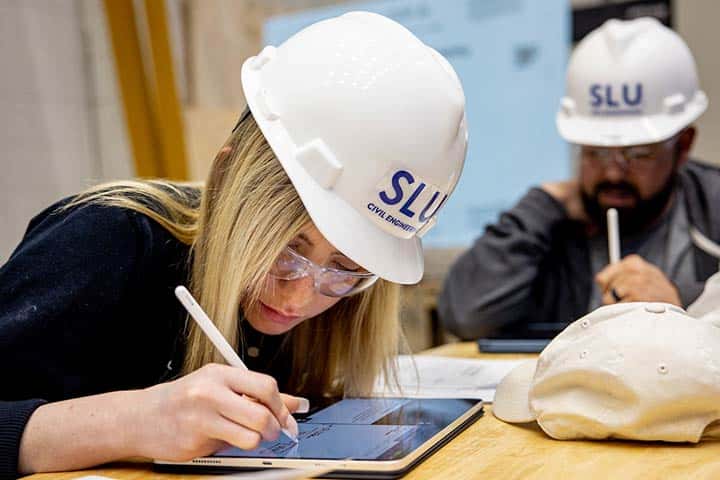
[580,138,675,173]
[269,247,378,297]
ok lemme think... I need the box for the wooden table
[23,342,720,480]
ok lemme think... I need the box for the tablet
[155,397,484,479]
[477,338,550,353]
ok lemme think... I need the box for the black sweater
[0,199,289,479]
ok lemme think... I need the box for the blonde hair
[67,113,400,398]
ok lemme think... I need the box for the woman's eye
[288,243,305,255]
[332,261,361,272]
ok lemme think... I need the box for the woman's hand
[135,363,303,461]
[18,364,306,474]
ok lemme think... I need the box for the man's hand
[541,180,589,222]
[595,254,681,306]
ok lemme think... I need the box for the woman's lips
[260,302,300,325]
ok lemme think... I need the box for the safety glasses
[578,136,677,173]
[269,247,378,297]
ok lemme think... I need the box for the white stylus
[174,285,299,443]
[607,208,621,264]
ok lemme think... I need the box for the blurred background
[1,0,718,351]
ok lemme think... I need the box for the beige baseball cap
[688,271,720,318]
[493,302,720,443]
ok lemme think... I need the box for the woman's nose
[275,275,316,311]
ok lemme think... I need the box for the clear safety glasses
[269,247,378,297]
[577,136,677,173]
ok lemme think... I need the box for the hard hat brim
[493,359,538,423]
[242,59,424,285]
[281,152,425,284]
[556,96,707,147]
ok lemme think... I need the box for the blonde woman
[1,12,467,478]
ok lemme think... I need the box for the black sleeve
[438,188,569,339]
[0,201,146,480]
[0,400,46,479]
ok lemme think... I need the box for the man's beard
[581,173,678,235]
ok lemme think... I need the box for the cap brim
[242,59,423,284]
[556,100,706,147]
[493,359,538,423]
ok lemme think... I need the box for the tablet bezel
[154,397,484,479]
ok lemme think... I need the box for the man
[439,17,720,340]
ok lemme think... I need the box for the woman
[0,11,467,478]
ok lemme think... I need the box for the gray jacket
[439,160,720,340]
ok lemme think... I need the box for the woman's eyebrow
[297,233,314,246]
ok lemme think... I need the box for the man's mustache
[594,182,640,199]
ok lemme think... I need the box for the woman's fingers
[285,414,299,438]
[138,364,305,462]
[281,393,310,414]
[222,368,296,437]
[211,389,282,441]
[206,415,264,450]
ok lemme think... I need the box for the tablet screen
[213,398,479,461]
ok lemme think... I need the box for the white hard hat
[241,11,467,284]
[494,303,720,442]
[557,17,708,147]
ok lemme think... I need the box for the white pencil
[607,208,621,264]
[174,285,299,443]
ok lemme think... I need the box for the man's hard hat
[557,17,708,147]
[493,302,720,443]
[241,11,467,284]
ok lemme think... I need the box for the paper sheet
[373,355,525,403]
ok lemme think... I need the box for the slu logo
[377,170,447,222]
[367,169,448,235]
[590,83,643,111]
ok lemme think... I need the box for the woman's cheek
[307,296,342,318]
